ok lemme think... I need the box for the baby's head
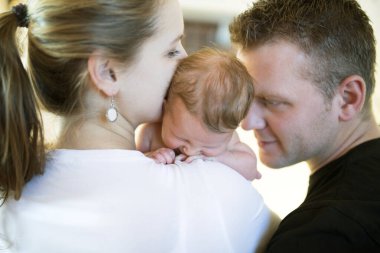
[162,47,254,156]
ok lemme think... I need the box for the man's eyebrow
[255,94,285,100]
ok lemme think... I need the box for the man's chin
[259,154,292,169]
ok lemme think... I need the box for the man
[229,0,380,252]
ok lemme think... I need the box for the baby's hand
[253,170,262,180]
[147,148,176,164]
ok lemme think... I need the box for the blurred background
[1,0,379,218]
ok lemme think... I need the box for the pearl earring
[106,96,118,122]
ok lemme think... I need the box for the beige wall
[359,0,380,122]
[0,1,24,12]
[0,1,8,11]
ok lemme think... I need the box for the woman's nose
[241,102,266,130]
[179,42,188,58]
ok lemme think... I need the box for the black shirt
[266,138,380,253]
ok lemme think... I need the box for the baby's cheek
[202,148,224,157]
[162,137,179,150]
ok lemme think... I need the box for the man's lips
[257,140,277,148]
[254,131,278,148]
[255,134,277,147]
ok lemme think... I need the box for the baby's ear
[337,75,366,121]
[87,51,120,96]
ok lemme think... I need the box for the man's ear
[88,52,120,96]
[337,75,366,121]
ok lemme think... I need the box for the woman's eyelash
[167,49,180,58]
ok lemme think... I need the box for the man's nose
[240,102,266,130]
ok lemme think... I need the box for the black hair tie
[12,3,29,28]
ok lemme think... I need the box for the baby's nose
[181,145,200,156]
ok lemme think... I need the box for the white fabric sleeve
[0,150,280,253]
[171,159,280,253]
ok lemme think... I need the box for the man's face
[237,41,341,171]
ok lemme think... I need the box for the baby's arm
[135,123,175,164]
[215,131,261,181]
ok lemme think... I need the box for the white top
[0,149,277,253]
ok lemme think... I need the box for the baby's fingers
[184,155,204,163]
[152,148,175,164]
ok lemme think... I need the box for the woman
[0,0,278,252]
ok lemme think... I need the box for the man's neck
[308,116,380,173]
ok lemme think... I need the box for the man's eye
[260,98,283,107]
[266,100,281,106]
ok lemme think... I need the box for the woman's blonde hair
[167,47,254,133]
[0,0,162,204]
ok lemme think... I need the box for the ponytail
[0,10,44,205]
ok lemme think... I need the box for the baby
[136,48,261,181]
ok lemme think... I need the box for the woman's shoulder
[47,149,261,195]
[45,149,265,209]
[169,159,267,215]
[43,149,267,220]
[3,150,277,253]
[170,159,278,252]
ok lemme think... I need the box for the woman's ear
[88,52,120,97]
[337,75,366,121]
